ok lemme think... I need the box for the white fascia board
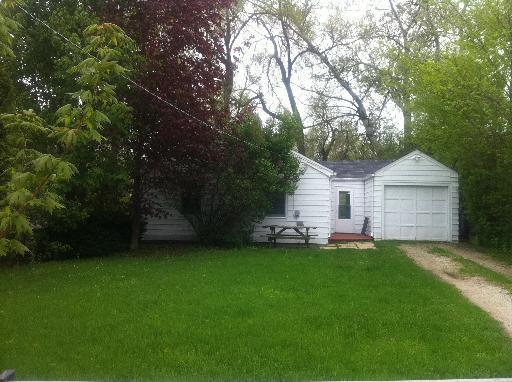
[292,151,335,177]
[374,149,458,177]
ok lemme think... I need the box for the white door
[335,190,355,233]
[384,185,449,241]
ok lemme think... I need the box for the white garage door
[384,186,449,241]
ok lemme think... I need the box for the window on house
[268,193,286,217]
[181,192,201,215]
[338,191,351,219]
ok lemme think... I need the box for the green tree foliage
[0,16,135,256]
[359,0,456,138]
[161,114,301,246]
[9,0,102,116]
[0,110,76,255]
[52,23,134,148]
[303,94,404,161]
[0,0,18,58]
[409,0,512,248]
[10,0,138,259]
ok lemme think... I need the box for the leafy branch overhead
[0,17,135,256]
[0,0,18,58]
[53,23,136,148]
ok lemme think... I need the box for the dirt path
[437,243,512,278]
[400,244,512,337]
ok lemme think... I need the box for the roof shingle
[319,160,393,178]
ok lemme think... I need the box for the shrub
[157,114,301,246]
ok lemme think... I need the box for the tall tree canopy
[105,0,238,248]
[407,0,512,247]
[0,0,135,256]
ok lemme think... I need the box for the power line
[14,1,262,149]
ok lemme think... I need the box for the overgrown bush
[33,205,132,261]
[157,114,301,246]
[28,135,135,260]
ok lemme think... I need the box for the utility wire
[14,1,262,149]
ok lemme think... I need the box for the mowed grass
[1,243,512,381]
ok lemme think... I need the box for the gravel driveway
[400,244,512,337]
[437,243,512,278]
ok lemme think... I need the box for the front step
[329,233,374,243]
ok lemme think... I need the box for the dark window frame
[268,193,287,217]
[338,191,351,219]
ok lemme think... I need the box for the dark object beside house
[361,217,370,236]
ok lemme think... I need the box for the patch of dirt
[320,242,376,250]
[438,243,512,279]
[400,244,512,337]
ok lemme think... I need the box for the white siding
[330,179,365,233]
[143,196,196,241]
[253,164,332,244]
[371,153,459,242]
[364,177,374,235]
[143,157,333,244]
[450,183,459,241]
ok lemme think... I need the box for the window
[268,193,286,217]
[338,191,351,219]
[181,192,201,214]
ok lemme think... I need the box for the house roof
[293,151,335,177]
[319,160,394,178]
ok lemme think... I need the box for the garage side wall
[372,154,459,241]
[252,164,332,244]
[364,177,374,235]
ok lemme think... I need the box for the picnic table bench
[262,225,318,247]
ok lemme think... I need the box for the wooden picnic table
[262,224,318,248]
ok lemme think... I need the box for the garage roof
[319,160,393,178]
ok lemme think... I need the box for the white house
[143,150,459,244]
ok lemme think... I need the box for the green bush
[33,205,131,260]
[159,114,301,247]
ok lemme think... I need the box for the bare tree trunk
[311,45,375,141]
[286,23,376,144]
[282,78,306,154]
[223,16,235,115]
[258,18,307,154]
[403,108,412,137]
[221,5,255,116]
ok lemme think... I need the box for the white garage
[384,185,449,241]
[365,150,459,242]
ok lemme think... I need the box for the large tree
[0,0,135,257]
[409,0,512,247]
[105,0,235,249]
[357,0,457,138]
[251,0,314,154]
[2,0,139,259]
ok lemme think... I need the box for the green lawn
[1,243,512,381]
